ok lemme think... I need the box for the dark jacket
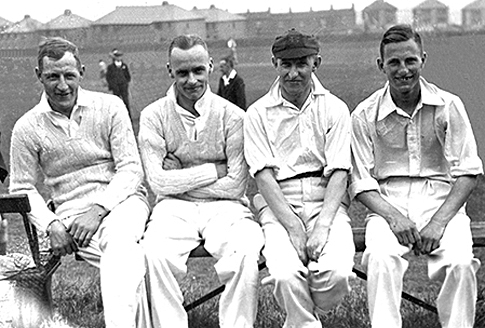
[106,61,131,91]
[217,73,246,110]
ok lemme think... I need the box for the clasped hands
[390,216,446,255]
[48,205,108,257]
[289,224,330,266]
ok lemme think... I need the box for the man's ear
[208,57,214,74]
[313,55,322,71]
[271,56,278,68]
[376,57,384,72]
[79,65,85,78]
[421,51,427,68]
[166,63,174,78]
[35,67,42,81]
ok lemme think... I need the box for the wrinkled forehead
[170,45,210,66]
[40,51,82,73]
[41,52,80,70]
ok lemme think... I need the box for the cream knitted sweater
[139,87,248,204]
[9,89,145,231]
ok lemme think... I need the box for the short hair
[168,34,208,61]
[380,24,423,59]
[37,37,82,72]
[220,55,235,68]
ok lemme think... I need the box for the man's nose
[288,65,299,78]
[57,76,69,90]
[187,72,197,83]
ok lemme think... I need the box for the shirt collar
[222,69,237,86]
[265,73,328,108]
[166,83,212,118]
[38,87,88,118]
[377,77,446,121]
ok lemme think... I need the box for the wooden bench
[0,193,60,328]
[185,220,485,313]
[2,193,485,316]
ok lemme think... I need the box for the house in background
[413,0,449,31]
[0,15,43,53]
[90,1,206,46]
[0,17,11,32]
[362,0,397,32]
[192,5,246,41]
[242,5,356,39]
[40,10,92,46]
[462,0,485,30]
[3,14,43,34]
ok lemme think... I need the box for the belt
[280,170,324,182]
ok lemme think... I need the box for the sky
[1,0,474,24]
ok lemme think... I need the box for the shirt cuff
[349,178,380,200]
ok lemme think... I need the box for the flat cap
[110,48,123,58]
[272,28,320,59]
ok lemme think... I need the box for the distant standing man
[217,55,246,109]
[106,48,131,116]
[99,59,108,89]
[244,28,355,328]
[9,37,149,328]
[138,34,264,327]
[350,24,483,328]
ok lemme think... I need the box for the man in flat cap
[106,48,132,118]
[244,28,355,327]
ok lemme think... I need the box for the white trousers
[63,195,150,328]
[141,198,264,328]
[255,177,355,328]
[363,177,481,328]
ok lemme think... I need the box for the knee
[310,269,351,312]
[447,260,480,279]
[364,249,403,272]
[270,264,306,289]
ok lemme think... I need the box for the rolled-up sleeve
[323,99,352,177]
[349,109,380,199]
[443,96,483,177]
[244,105,279,178]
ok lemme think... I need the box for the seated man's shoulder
[351,88,384,119]
[424,80,462,105]
[140,96,171,119]
[213,94,245,119]
[14,103,45,130]
[245,93,272,115]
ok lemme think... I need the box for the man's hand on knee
[389,216,422,249]
[306,225,330,263]
[288,228,309,266]
[48,220,78,257]
[415,220,445,255]
[68,205,107,248]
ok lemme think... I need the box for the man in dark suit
[106,48,132,117]
[217,55,246,110]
